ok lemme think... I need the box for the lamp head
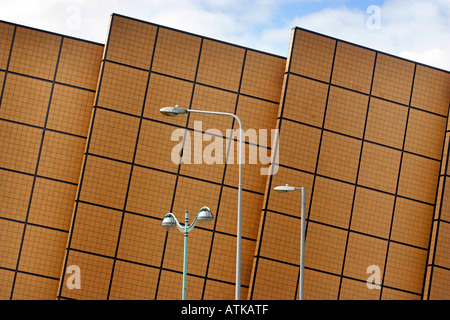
[274,184,297,193]
[196,207,214,226]
[159,105,188,117]
[161,213,177,231]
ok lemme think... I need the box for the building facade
[0,14,449,300]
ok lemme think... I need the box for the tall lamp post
[273,184,306,300]
[160,206,214,300]
[159,104,243,300]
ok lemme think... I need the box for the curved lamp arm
[161,206,213,233]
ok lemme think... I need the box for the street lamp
[161,206,214,300]
[160,104,243,300]
[274,184,306,300]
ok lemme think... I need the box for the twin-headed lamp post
[161,207,214,300]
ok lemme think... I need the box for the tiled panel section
[0,21,103,300]
[249,26,450,301]
[2,15,449,301]
[424,68,450,299]
[58,14,286,301]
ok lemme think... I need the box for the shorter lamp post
[273,184,306,300]
[160,206,213,300]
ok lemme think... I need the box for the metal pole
[236,120,242,300]
[299,187,306,300]
[183,210,188,300]
[186,109,242,300]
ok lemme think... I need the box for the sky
[0,0,449,71]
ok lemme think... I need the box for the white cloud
[0,0,448,70]
[272,0,450,70]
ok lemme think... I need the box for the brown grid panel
[339,278,380,300]
[223,139,269,193]
[398,153,440,204]
[28,178,77,231]
[203,279,235,300]
[434,222,450,268]
[427,267,450,300]
[240,50,286,103]
[18,225,67,279]
[116,213,167,267]
[282,74,329,127]
[383,242,427,294]
[277,120,321,172]
[0,219,23,270]
[0,22,14,70]
[0,269,15,299]
[259,211,303,266]
[381,287,420,300]
[358,143,402,194]
[0,121,42,174]
[265,165,314,217]
[78,155,131,210]
[324,85,369,139]
[37,131,86,184]
[109,260,160,300]
[8,26,61,80]
[236,95,279,147]
[56,37,103,90]
[47,84,96,137]
[0,70,3,93]
[188,84,237,133]
[88,108,140,163]
[411,65,450,116]
[152,27,202,81]
[196,39,245,92]
[351,187,394,239]
[126,166,177,217]
[317,131,362,184]
[0,169,33,222]
[441,134,449,176]
[106,15,158,70]
[343,233,387,282]
[439,178,450,221]
[365,97,408,150]
[405,108,447,160]
[69,202,123,257]
[289,29,336,83]
[371,53,415,105]
[303,269,340,300]
[143,73,194,126]
[434,177,444,219]
[135,119,184,173]
[250,258,299,300]
[171,176,221,230]
[179,133,226,185]
[309,176,354,229]
[60,250,114,300]
[304,222,348,275]
[391,198,433,249]
[157,269,205,300]
[207,233,255,287]
[215,187,263,239]
[12,273,58,300]
[96,61,148,116]
[162,227,212,277]
[331,41,376,94]
[0,73,53,127]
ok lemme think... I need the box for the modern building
[0,13,449,300]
